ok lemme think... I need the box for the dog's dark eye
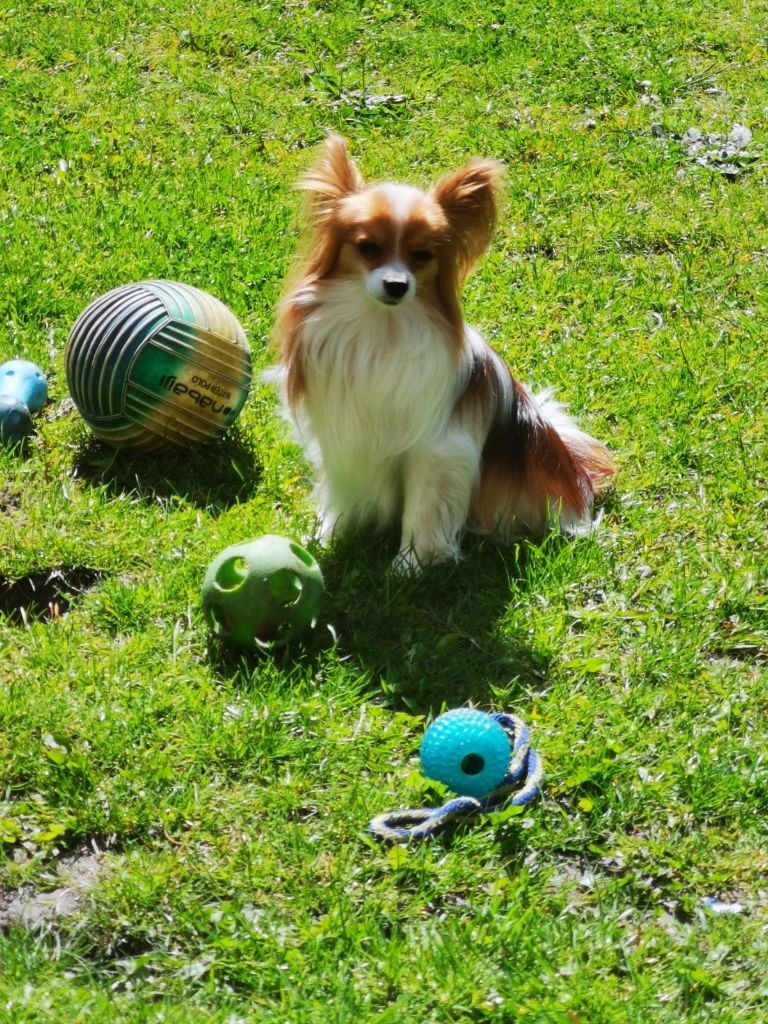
[412,250,434,263]
[357,240,383,259]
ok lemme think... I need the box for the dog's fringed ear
[300,134,364,221]
[432,159,504,280]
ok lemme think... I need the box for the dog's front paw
[389,546,424,577]
[314,511,338,548]
[392,531,463,576]
[390,543,461,577]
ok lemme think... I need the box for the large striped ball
[65,281,252,451]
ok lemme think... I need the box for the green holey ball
[202,535,324,649]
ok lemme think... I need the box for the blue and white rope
[369,712,543,842]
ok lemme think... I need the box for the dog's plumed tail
[459,343,616,539]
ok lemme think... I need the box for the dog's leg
[315,457,403,547]
[315,502,338,547]
[394,429,481,574]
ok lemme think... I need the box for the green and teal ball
[65,281,251,451]
[202,535,325,649]
[420,709,511,798]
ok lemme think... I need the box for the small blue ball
[420,709,511,798]
[0,359,48,413]
[0,395,33,444]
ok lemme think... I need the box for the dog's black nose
[383,277,409,300]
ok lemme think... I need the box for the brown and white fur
[270,134,615,573]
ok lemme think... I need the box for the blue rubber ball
[420,709,511,798]
[0,359,47,413]
[0,395,34,444]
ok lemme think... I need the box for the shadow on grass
[209,528,556,717]
[323,530,555,713]
[72,424,262,512]
[0,567,104,626]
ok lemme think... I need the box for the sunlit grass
[1,1,766,1021]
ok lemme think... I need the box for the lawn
[1,1,767,1021]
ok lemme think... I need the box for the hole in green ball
[289,542,314,567]
[269,569,303,607]
[215,556,248,591]
[207,604,226,635]
[460,753,485,776]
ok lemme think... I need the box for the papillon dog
[270,134,615,573]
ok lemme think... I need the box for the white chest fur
[299,281,458,468]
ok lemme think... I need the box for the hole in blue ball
[461,753,485,776]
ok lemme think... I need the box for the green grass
[1,0,767,1020]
